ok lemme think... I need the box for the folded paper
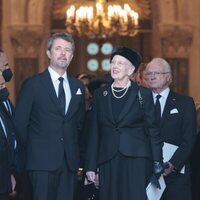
[146,175,166,200]
[163,142,185,174]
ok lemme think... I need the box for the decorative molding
[159,24,194,58]
[8,24,45,58]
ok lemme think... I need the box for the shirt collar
[48,66,67,82]
[153,87,170,100]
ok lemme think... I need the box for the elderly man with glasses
[145,57,196,200]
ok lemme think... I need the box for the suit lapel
[65,76,78,119]
[1,102,12,119]
[102,85,115,124]
[160,91,177,128]
[40,70,64,116]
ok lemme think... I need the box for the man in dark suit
[0,49,16,200]
[13,32,85,200]
[145,57,196,200]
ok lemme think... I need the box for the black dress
[98,87,151,200]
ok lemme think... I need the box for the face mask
[2,68,13,82]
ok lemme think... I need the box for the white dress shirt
[48,67,71,114]
[0,116,7,137]
[3,100,12,115]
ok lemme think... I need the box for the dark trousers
[161,172,192,200]
[29,158,76,200]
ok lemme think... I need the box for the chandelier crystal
[65,0,140,38]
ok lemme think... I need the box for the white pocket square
[170,108,178,114]
[76,88,82,95]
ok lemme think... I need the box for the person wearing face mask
[0,51,33,200]
[1,66,13,82]
[85,47,163,200]
[0,49,16,200]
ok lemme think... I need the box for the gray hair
[146,57,172,84]
[148,58,171,73]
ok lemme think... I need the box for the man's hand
[163,161,175,176]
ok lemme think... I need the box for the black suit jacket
[14,69,85,172]
[160,90,196,171]
[85,81,163,171]
[0,88,15,194]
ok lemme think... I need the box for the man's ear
[46,50,51,59]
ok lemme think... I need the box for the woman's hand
[11,174,16,191]
[86,171,96,183]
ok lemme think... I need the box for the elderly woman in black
[85,47,163,200]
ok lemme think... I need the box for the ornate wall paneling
[159,24,194,95]
[8,24,44,94]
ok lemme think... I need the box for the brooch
[103,90,108,96]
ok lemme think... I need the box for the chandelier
[65,0,140,38]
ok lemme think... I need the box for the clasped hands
[150,161,175,189]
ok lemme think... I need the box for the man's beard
[51,59,68,69]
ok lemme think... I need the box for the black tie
[155,94,161,125]
[58,77,66,114]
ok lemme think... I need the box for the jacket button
[61,138,64,141]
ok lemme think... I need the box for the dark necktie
[58,77,66,114]
[155,94,161,125]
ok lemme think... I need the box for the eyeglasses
[145,71,171,77]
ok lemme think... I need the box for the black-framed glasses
[145,71,171,77]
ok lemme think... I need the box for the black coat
[13,69,85,172]
[0,88,15,194]
[160,91,196,171]
[85,81,163,171]
[160,90,196,200]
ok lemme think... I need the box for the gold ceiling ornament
[65,0,145,38]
